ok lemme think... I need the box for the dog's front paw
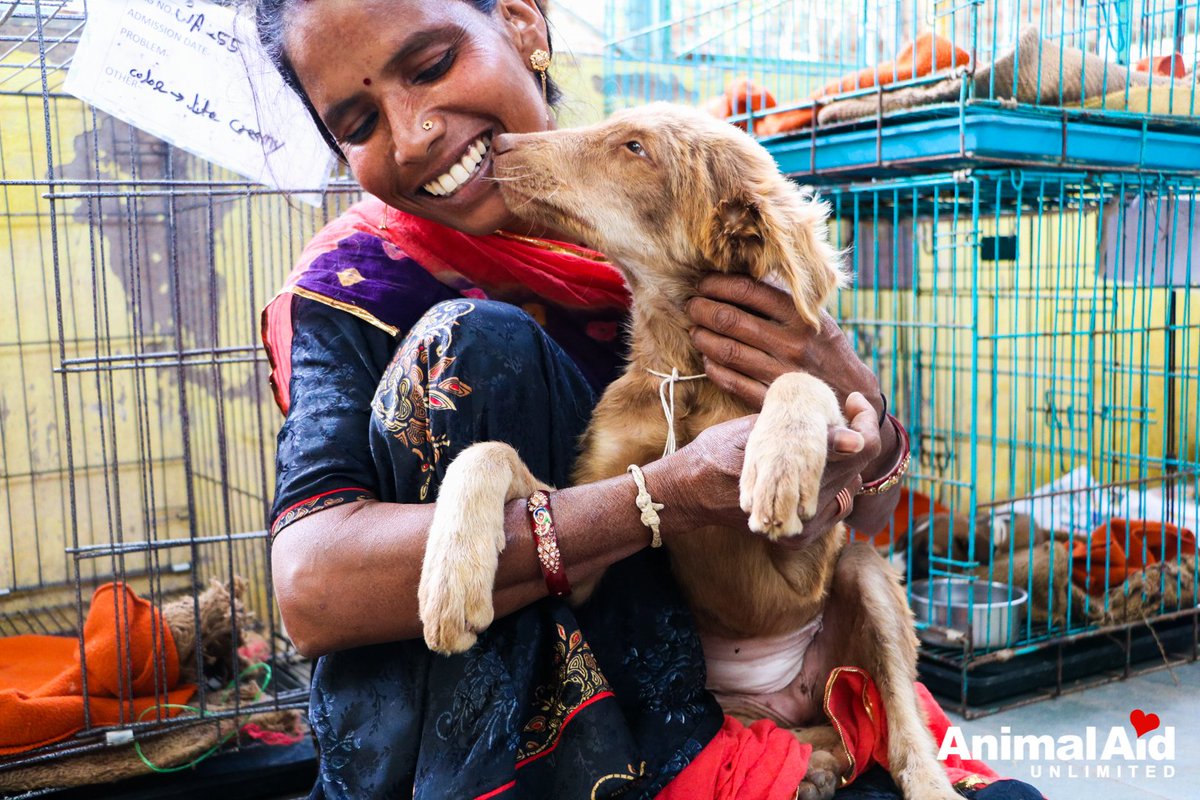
[740,431,825,540]
[417,441,545,655]
[741,445,803,539]
[418,493,507,655]
[418,535,498,655]
[740,373,839,540]
[796,748,844,800]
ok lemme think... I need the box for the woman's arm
[273,416,756,658]
[684,274,904,535]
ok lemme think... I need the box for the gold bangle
[858,414,911,496]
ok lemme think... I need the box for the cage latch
[105,729,135,747]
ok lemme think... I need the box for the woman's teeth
[424,134,491,197]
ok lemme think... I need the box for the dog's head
[493,103,846,327]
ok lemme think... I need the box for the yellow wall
[0,72,339,621]
[835,196,1200,514]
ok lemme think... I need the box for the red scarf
[261,197,630,414]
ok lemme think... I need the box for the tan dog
[417,104,958,800]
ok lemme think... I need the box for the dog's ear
[703,176,846,330]
[765,191,848,330]
[704,191,767,268]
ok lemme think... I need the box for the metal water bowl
[909,578,1028,650]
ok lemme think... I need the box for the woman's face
[285,0,552,236]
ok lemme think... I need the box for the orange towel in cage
[754,32,971,136]
[1070,518,1197,596]
[1135,53,1190,78]
[707,78,778,131]
[0,583,194,755]
[852,487,949,549]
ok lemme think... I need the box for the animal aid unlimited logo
[938,709,1176,781]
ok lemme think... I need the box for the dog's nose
[492,134,517,155]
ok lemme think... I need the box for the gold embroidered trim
[823,666,859,786]
[590,761,646,800]
[954,775,989,790]
[285,285,400,336]
[337,267,366,286]
[493,229,609,263]
[518,623,612,763]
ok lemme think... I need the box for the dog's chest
[677,387,755,444]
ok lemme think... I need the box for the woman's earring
[529,48,551,106]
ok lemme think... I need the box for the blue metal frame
[765,104,1200,180]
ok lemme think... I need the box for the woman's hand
[664,392,888,543]
[683,274,904,534]
[663,415,756,534]
[684,273,883,415]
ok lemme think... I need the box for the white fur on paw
[418,506,501,655]
[741,373,839,541]
[740,435,824,540]
[741,446,803,538]
[416,441,541,655]
[418,547,496,654]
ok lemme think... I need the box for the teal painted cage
[599,1,1200,714]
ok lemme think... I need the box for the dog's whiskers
[482,171,532,184]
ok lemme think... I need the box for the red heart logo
[1130,709,1160,738]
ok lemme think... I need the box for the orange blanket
[1071,518,1197,595]
[1136,53,1189,78]
[708,33,971,136]
[0,583,195,755]
[852,487,949,549]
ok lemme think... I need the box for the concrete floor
[948,660,1200,799]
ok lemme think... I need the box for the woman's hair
[254,0,562,160]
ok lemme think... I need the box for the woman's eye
[415,49,455,83]
[625,141,646,157]
[341,112,378,146]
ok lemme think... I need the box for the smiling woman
[257,0,563,236]
[248,2,953,800]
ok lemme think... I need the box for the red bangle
[858,413,910,496]
[527,490,571,598]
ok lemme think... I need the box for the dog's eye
[625,141,646,157]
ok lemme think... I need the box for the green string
[132,662,273,774]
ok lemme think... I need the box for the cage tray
[917,617,1197,711]
[0,737,316,800]
[764,104,1200,179]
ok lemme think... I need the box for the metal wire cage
[601,1,1199,175]
[828,169,1200,712]
[601,0,1200,712]
[0,0,355,779]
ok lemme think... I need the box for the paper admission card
[65,0,333,196]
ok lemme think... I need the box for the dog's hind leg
[418,442,548,655]
[824,543,959,800]
[790,724,850,800]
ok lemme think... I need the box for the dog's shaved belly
[708,672,825,729]
[702,614,825,726]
